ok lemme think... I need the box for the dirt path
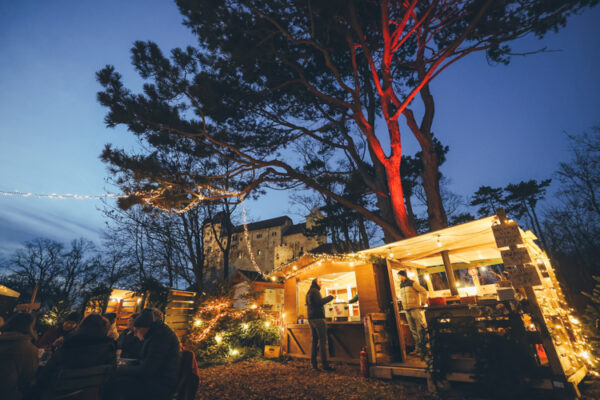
[195,359,598,399]
[196,359,456,400]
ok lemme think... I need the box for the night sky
[1,0,599,256]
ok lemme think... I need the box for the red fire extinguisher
[360,347,369,377]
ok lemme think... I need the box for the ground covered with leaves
[195,358,600,399]
[196,359,464,400]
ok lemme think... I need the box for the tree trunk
[386,157,417,237]
[404,187,417,229]
[404,80,448,230]
[363,74,404,243]
[357,215,370,250]
[420,147,448,230]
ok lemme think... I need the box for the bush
[183,296,281,366]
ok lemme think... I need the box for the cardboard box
[264,345,281,358]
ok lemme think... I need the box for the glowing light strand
[241,201,264,275]
[0,190,122,200]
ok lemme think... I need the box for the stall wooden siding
[355,264,379,315]
[283,278,297,325]
[285,323,366,362]
[164,289,196,338]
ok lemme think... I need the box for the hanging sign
[492,223,523,248]
[500,247,531,266]
[510,265,542,288]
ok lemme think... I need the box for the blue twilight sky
[0,1,599,256]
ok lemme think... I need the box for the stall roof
[361,215,541,268]
[0,284,20,298]
[274,214,544,277]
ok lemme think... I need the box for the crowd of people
[0,307,193,400]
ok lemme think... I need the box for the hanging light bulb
[436,236,442,247]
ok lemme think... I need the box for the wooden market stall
[0,284,20,319]
[84,289,144,331]
[230,270,284,313]
[272,212,591,396]
[272,253,394,364]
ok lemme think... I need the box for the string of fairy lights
[4,188,596,373]
[241,204,264,276]
[2,187,264,274]
[188,297,283,358]
[0,190,122,200]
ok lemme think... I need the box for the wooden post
[30,282,39,304]
[496,209,566,378]
[441,251,458,296]
[386,259,406,362]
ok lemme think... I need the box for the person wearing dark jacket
[35,313,116,394]
[110,308,182,400]
[305,278,334,370]
[117,312,142,359]
[36,311,80,349]
[0,313,39,400]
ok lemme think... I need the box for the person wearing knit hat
[37,311,80,349]
[108,308,181,400]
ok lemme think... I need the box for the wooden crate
[264,345,281,358]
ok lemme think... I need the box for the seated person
[36,314,116,393]
[37,311,80,349]
[117,313,142,359]
[108,308,181,400]
[0,313,39,400]
[104,312,119,341]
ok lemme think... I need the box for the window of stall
[296,272,359,322]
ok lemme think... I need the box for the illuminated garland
[270,252,388,280]
[241,202,264,275]
[1,185,242,216]
[0,190,122,200]
[187,297,281,347]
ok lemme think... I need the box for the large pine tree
[97,0,598,241]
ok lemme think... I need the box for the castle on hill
[203,208,327,280]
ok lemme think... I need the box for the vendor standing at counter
[306,278,334,371]
[398,270,428,353]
